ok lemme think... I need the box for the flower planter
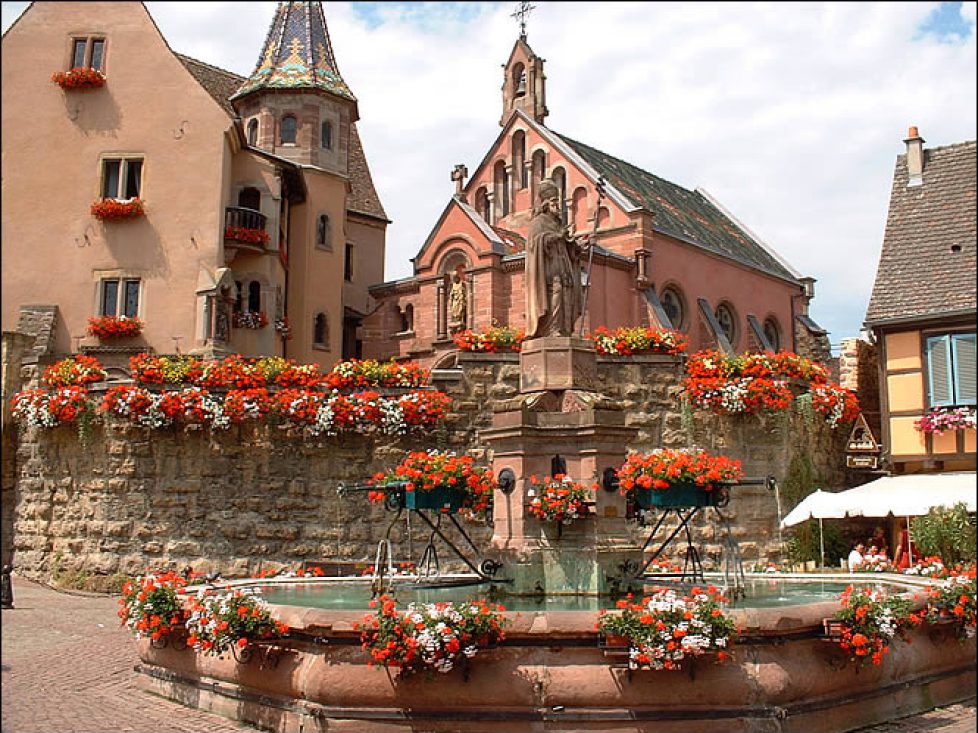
[635,483,720,509]
[403,485,466,512]
[52,67,106,90]
[91,198,144,221]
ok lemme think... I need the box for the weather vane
[511,1,535,39]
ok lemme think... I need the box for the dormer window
[280,115,297,145]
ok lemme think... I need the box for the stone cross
[451,164,468,196]
[511,1,535,39]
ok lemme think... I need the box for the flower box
[404,485,466,512]
[91,198,144,220]
[635,483,722,509]
[52,67,106,90]
[225,225,270,246]
[88,315,144,339]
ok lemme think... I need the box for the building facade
[1,1,387,367]
[864,129,977,474]
[363,33,828,368]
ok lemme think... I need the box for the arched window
[551,167,567,224]
[314,312,328,346]
[596,206,611,229]
[660,286,686,330]
[512,131,527,189]
[512,62,526,98]
[763,317,781,351]
[405,304,414,333]
[247,119,258,146]
[234,280,243,313]
[572,186,588,233]
[494,160,509,219]
[280,115,297,145]
[321,120,332,150]
[238,187,261,211]
[247,281,261,313]
[474,186,490,223]
[317,214,330,248]
[715,302,738,347]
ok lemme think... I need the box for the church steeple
[500,4,547,126]
[231,1,356,116]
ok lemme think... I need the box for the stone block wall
[5,352,851,587]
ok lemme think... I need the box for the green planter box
[403,485,466,512]
[635,483,720,508]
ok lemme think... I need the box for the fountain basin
[135,573,976,732]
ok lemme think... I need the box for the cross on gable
[511,1,535,39]
[451,164,468,195]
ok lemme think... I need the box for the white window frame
[100,156,143,201]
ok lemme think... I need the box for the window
[100,278,140,317]
[238,187,261,211]
[494,161,509,218]
[314,312,328,347]
[344,243,354,281]
[926,333,976,407]
[763,318,781,351]
[660,286,686,330]
[71,37,105,70]
[317,214,330,248]
[512,131,527,189]
[715,302,737,346]
[247,281,261,313]
[321,120,332,150]
[247,119,258,146]
[101,157,142,200]
[280,115,297,145]
[234,280,243,313]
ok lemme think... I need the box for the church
[362,14,829,367]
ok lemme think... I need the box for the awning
[780,471,976,528]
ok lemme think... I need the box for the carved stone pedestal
[519,336,597,392]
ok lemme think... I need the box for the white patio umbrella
[780,489,853,567]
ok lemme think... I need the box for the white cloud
[3,1,975,346]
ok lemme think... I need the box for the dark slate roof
[348,124,388,221]
[231,1,355,102]
[865,140,977,325]
[553,133,799,282]
[176,54,244,118]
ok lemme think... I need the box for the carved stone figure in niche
[526,179,591,338]
[448,272,467,331]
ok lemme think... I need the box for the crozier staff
[525,179,591,338]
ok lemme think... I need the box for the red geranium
[52,67,106,90]
[88,315,144,339]
[91,198,144,220]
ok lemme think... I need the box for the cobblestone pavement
[2,575,975,733]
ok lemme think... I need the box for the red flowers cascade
[616,448,743,493]
[87,315,144,339]
[52,67,106,90]
[91,198,144,220]
[368,450,496,516]
[224,226,270,246]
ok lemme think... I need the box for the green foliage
[787,518,848,566]
[793,391,816,427]
[911,503,977,565]
[781,453,819,509]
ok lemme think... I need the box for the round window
[715,303,737,346]
[763,318,781,351]
[660,287,685,330]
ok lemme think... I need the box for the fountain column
[481,336,642,596]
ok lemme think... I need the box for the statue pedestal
[483,406,641,596]
[519,336,597,393]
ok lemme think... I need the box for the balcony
[224,207,269,260]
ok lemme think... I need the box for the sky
[3,2,976,350]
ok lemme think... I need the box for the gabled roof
[175,53,244,118]
[230,1,355,105]
[865,140,977,326]
[412,197,507,270]
[347,125,388,221]
[553,133,800,283]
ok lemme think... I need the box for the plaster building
[864,128,977,474]
[1,1,387,367]
[363,31,829,368]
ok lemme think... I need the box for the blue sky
[3,2,976,351]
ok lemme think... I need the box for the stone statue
[448,272,466,330]
[526,179,590,339]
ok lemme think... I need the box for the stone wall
[6,352,851,588]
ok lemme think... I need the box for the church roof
[552,132,800,283]
[865,139,977,326]
[230,1,355,103]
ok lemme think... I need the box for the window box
[91,198,144,221]
[634,483,725,509]
[87,315,143,339]
[224,226,270,246]
[52,67,105,90]
[232,311,268,330]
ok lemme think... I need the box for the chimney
[904,126,925,187]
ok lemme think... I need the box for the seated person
[867,526,888,556]
[847,542,865,572]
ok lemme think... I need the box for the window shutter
[926,335,952,406]
[952,334,977,405]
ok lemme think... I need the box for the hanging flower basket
[367,450,495,517]
[91,198,144,221]
[526,475,592,524]
[52,67,106,90]
[87,315,144,339]
[616,448,743,509]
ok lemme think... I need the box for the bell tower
[501,2,548,126]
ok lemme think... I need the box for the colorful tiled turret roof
[230,1,355,103]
